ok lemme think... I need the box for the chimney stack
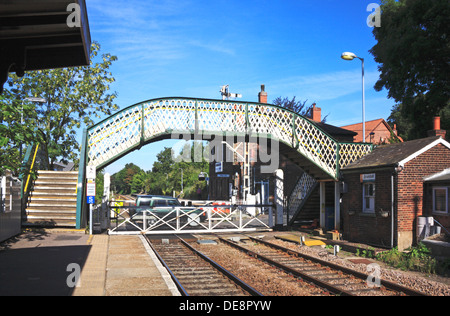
[311,103,321,122]
[428,116,447,138]
[258,84,268,104]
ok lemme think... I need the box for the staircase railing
[19,143,40,214]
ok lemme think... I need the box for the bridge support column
[319,182,326,229]
[274,169,284,229]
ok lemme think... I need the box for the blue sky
[82,0,392,175]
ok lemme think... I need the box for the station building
[341,134,450,250]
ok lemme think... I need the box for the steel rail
[178,236,263,296]
[143,235,189,296]
[218,236,354,296]
[246,236,429,297]
[143,235,263,296]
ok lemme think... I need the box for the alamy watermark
[366,263,381,288]
[171,131,280,174]
[67,3,81,28]
[67,3,380,29]
[66,263,81,288]
[367,3,381,28]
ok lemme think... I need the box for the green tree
[370,0,450,139]
[111,163,143,194]
[152,147,174,174]
[111,143,209,199]
[387,103,415,141]
[95,169,105,203]
[146,143,209,198]
[0,92,41,174]
[130,170,151,194]
[2,41,118,169]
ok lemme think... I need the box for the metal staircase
[287,172,318,225]
[23,171,78,227]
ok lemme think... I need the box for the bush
[375,243,438,274]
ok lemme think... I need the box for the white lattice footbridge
[75,97,373,229]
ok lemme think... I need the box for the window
[167,199,181,207]
[363,183,375,213]
[138,198,151,206]
[432,187,449,214]
[153,200,167,207]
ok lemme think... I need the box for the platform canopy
[0,0,91,93]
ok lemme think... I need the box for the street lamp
[341,52,366,142]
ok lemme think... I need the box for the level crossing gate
[103,202,274,235]
[76,97,373,232]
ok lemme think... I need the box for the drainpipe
[392,163,404,248]
[391,173,394,248]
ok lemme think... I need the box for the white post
[274,169,284,229]
[268,206,273,228]
[89,204,93,235]
[334,182,341,230]
[1,176,5,213]
[103,173,111,230]
[361,58,366,143]
[143,210,147,231]
[103,173,110,200]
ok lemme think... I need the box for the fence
[106,202,274,235]
[0,171,22,242]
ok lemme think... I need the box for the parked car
[132,195,206,227]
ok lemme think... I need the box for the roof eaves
[341,164,398,174]
[423,168,450,182]
[398,137,450,167]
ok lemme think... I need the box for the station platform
[0,230,179,296]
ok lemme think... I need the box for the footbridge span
[74,97,372,230]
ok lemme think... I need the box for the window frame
[362,182,376,213]
[432,186,449,214]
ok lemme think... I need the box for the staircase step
[26,211,76,217]
[33,185,76,189]
[27,206,77,212]
[34,181,77,187]
[24,170,79,228]
[26,202,76,208]
[30,192,77,196]
[29,197,77,202]
[37,171,78,175]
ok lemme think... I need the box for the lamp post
[341,52,366,142]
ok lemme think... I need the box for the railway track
[219,235,428,296]
[143,235,262,296]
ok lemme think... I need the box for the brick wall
[398,144,450,237]
[341,170,395,248]
[371,125,394,144]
